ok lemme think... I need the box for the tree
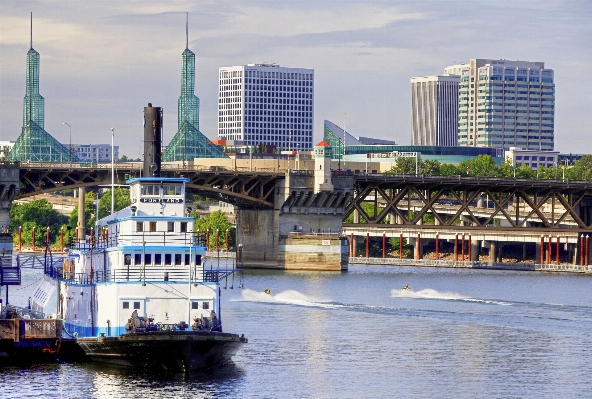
[95,188,131,222]
[193,210,234,250]
[386,157,420,175]
[344,202,378,223]
[460,155,499,177]
[439,163,461,176]
[9,199,68,246]
[421,160,441,175]
[119,155,128,161]
[568,155,592,181]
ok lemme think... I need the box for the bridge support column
[236,208,278,269]
[471,239,480,262]
[489,241,497,265]
[454,234,458,262]
[78,187,86,241]
[414,233,422,260]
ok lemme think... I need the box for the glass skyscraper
[445,59,555,151]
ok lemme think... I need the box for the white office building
[410,75,460,146]
[445,59,555,151]
[217,63,314,151]
[505,147,559,170]
[71,144,119,162]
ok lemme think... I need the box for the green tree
[421,160,440,175]
[439,163,461,176]
[9,199,68,246]
[193,210,234,250]
[95,188,131,222]
[460,155,499,177]
[386,157,420,175]
[568,155,592,181]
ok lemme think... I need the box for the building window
[150,222,157,232]
[123,301,129,309]
[192,302,199,310]
[137,222,143,232]
[180,222,187,233]
[155,254,162,265]
[175,254,182,266]
[202,302,209,310]
[185,254,190,265]
[168,222,174,232]
[165,254,172,265]
[144,254,151,264]
[133,301,141,310]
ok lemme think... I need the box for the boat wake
[234,289,339,309]
[391,288,511,306]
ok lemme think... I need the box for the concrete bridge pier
[471,241,480,261]
[488,241,497,265]
[235,208,278,268]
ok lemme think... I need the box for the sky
[1,0,591,158]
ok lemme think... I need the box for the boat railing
[0,318,62,342]
[45,264,237,284]
[68,231,204,250]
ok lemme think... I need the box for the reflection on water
[2,265,592,398]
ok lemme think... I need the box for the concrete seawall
[349,257,592,274]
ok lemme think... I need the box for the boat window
[202,302,209,310]
[137,222,143,232]
[150,222,157,232]
[155,254,162,265]
[165,254,172,265]
[167,222,174,232]
[133,302,141,310]
[134,254,141,265]
[124,254,131,265]
[180,222,187,233]
[175,254,182,265]
[162,185,182,196]
[195,255,202,265]
[122,302,129,309]
[191,302,199,309]
[141,185,159,196]
[144,254,152,264]
[185,254,190,265]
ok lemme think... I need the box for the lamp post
[63,122,71,164]
[111,128,114,215]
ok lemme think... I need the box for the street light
[63,122,71,164]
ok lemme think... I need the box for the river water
[2,265,592,398]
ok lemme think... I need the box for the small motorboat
[264,288,271,295]
[401,284,411,291]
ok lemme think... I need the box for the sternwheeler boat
[31,176,247,372]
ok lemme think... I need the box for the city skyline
[1,1,590,157]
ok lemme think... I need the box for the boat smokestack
[143,103,163,177]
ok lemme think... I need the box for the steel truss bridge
[14,163,282,209]
[345,175,592,233]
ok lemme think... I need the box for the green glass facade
[163,45,227,161]
[162,121,227,160]
[8,44,80,163]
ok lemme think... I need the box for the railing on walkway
[349,257,592,273]
[0,318,62,342]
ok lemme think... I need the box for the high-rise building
[8,13,79,163]
[444,59,555,151]
[217,63,314,151]
[410,75,460,146]
[162,15,227,161]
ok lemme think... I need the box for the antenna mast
[186,12,188,49]
[30,12,32,48]
[343,113,346,171]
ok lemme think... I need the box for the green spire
[162,121,227,161]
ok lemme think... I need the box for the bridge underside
[348,175,592,231]
[15,164,282,209]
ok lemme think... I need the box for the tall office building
[217,63,314,150]
[444,59,555,151]
[410,75,460,146]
